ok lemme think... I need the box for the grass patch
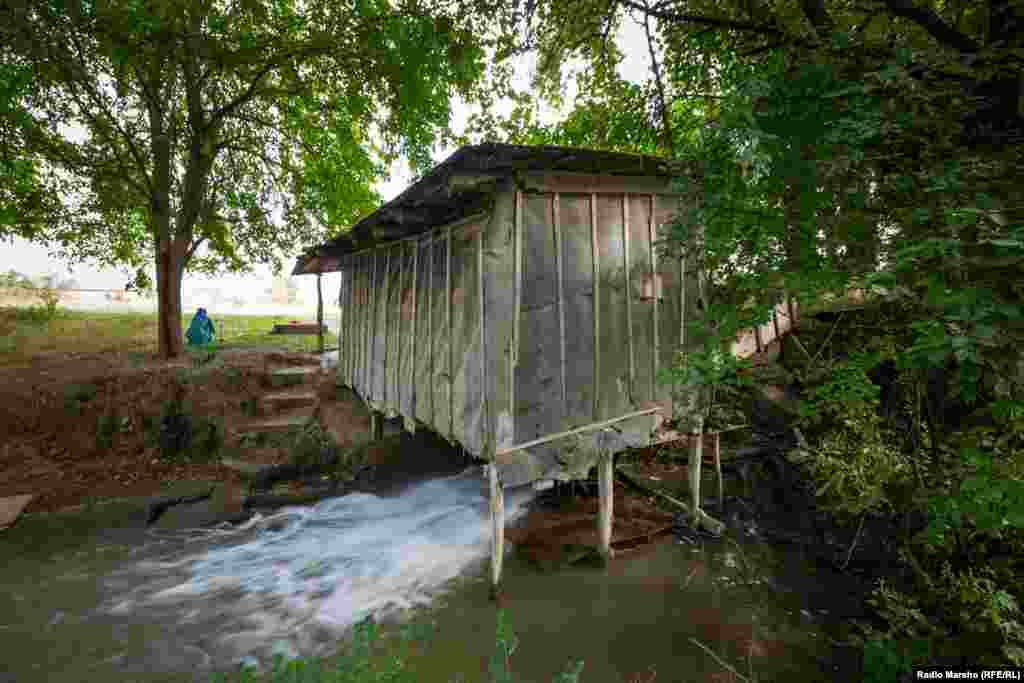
[0,307,340,362]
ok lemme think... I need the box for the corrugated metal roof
[292,143,674,275]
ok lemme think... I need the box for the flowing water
[0,465,861,683]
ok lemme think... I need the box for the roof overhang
[292,142,679,276]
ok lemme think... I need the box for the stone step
[220,457,276,477]
[236,406,316,439]
[267,366,320,388]
[262,391,318,413]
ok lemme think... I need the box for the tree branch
[882,0,979,53]
[617,0,784,36]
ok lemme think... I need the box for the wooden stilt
[371,411,384,441]
[489,464,505,600]
[597,451,615,565]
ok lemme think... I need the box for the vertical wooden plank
[489,464,505,599]
[560,194,596,428]
[357,255,364,393]
[622,194,634,403]
[516,194,560,441]
[316,273,324,355]
[478,228,488,456]
[590,193,600,421]
[428,235,435,426]
[649,196,659,401]
[340,264,348,385]
[381,248,391,408]
[410,239,419,421]
[430,235,449,439]
[447,224,454,440]
[368,250,377,398]
[680,250,686,349]
[397,244,406,414]
[595,195,629,420]
[511,190,522,445]
[554,193,567,409]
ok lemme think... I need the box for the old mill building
[293,143,797,595]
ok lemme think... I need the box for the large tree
[1,0,498,357]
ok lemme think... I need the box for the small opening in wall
[640,273,664,301]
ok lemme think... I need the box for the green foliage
[2,0,501,352]
[862,636,931,683]
[805,406,913,522]
[0,269,35,289]
[292,421,339,468]
[920,449,1024,549]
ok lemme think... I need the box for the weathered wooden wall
[336,173,690,486]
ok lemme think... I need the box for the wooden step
[236,406,315,438]
[262,391,318,413]
[267,366,320,388]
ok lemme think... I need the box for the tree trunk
[156,236,187,359]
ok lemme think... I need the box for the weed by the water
[206,611,585,683]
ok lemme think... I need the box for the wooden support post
[755,322,763,354]
[489,463,505,600]
[597,450,615,565]
[316,272,324,355]
[689,417,704,519]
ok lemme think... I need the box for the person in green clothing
[185,307,216,347]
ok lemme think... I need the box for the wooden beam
[649,195,659,402]
[623,194,634,403]
[553,193,567,409]
[520,171,678,196]
[489,463,505,600]
[495,407,660,457]
[591,192,601,421]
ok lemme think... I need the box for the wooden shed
[294,143,700,593]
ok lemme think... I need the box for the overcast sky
[0,17,653,308]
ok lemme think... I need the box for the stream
[0,466,863,682]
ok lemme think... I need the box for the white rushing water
[99,470,533,673]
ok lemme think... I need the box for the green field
[0,306,339,362]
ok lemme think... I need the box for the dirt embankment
[0,350,317,515]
